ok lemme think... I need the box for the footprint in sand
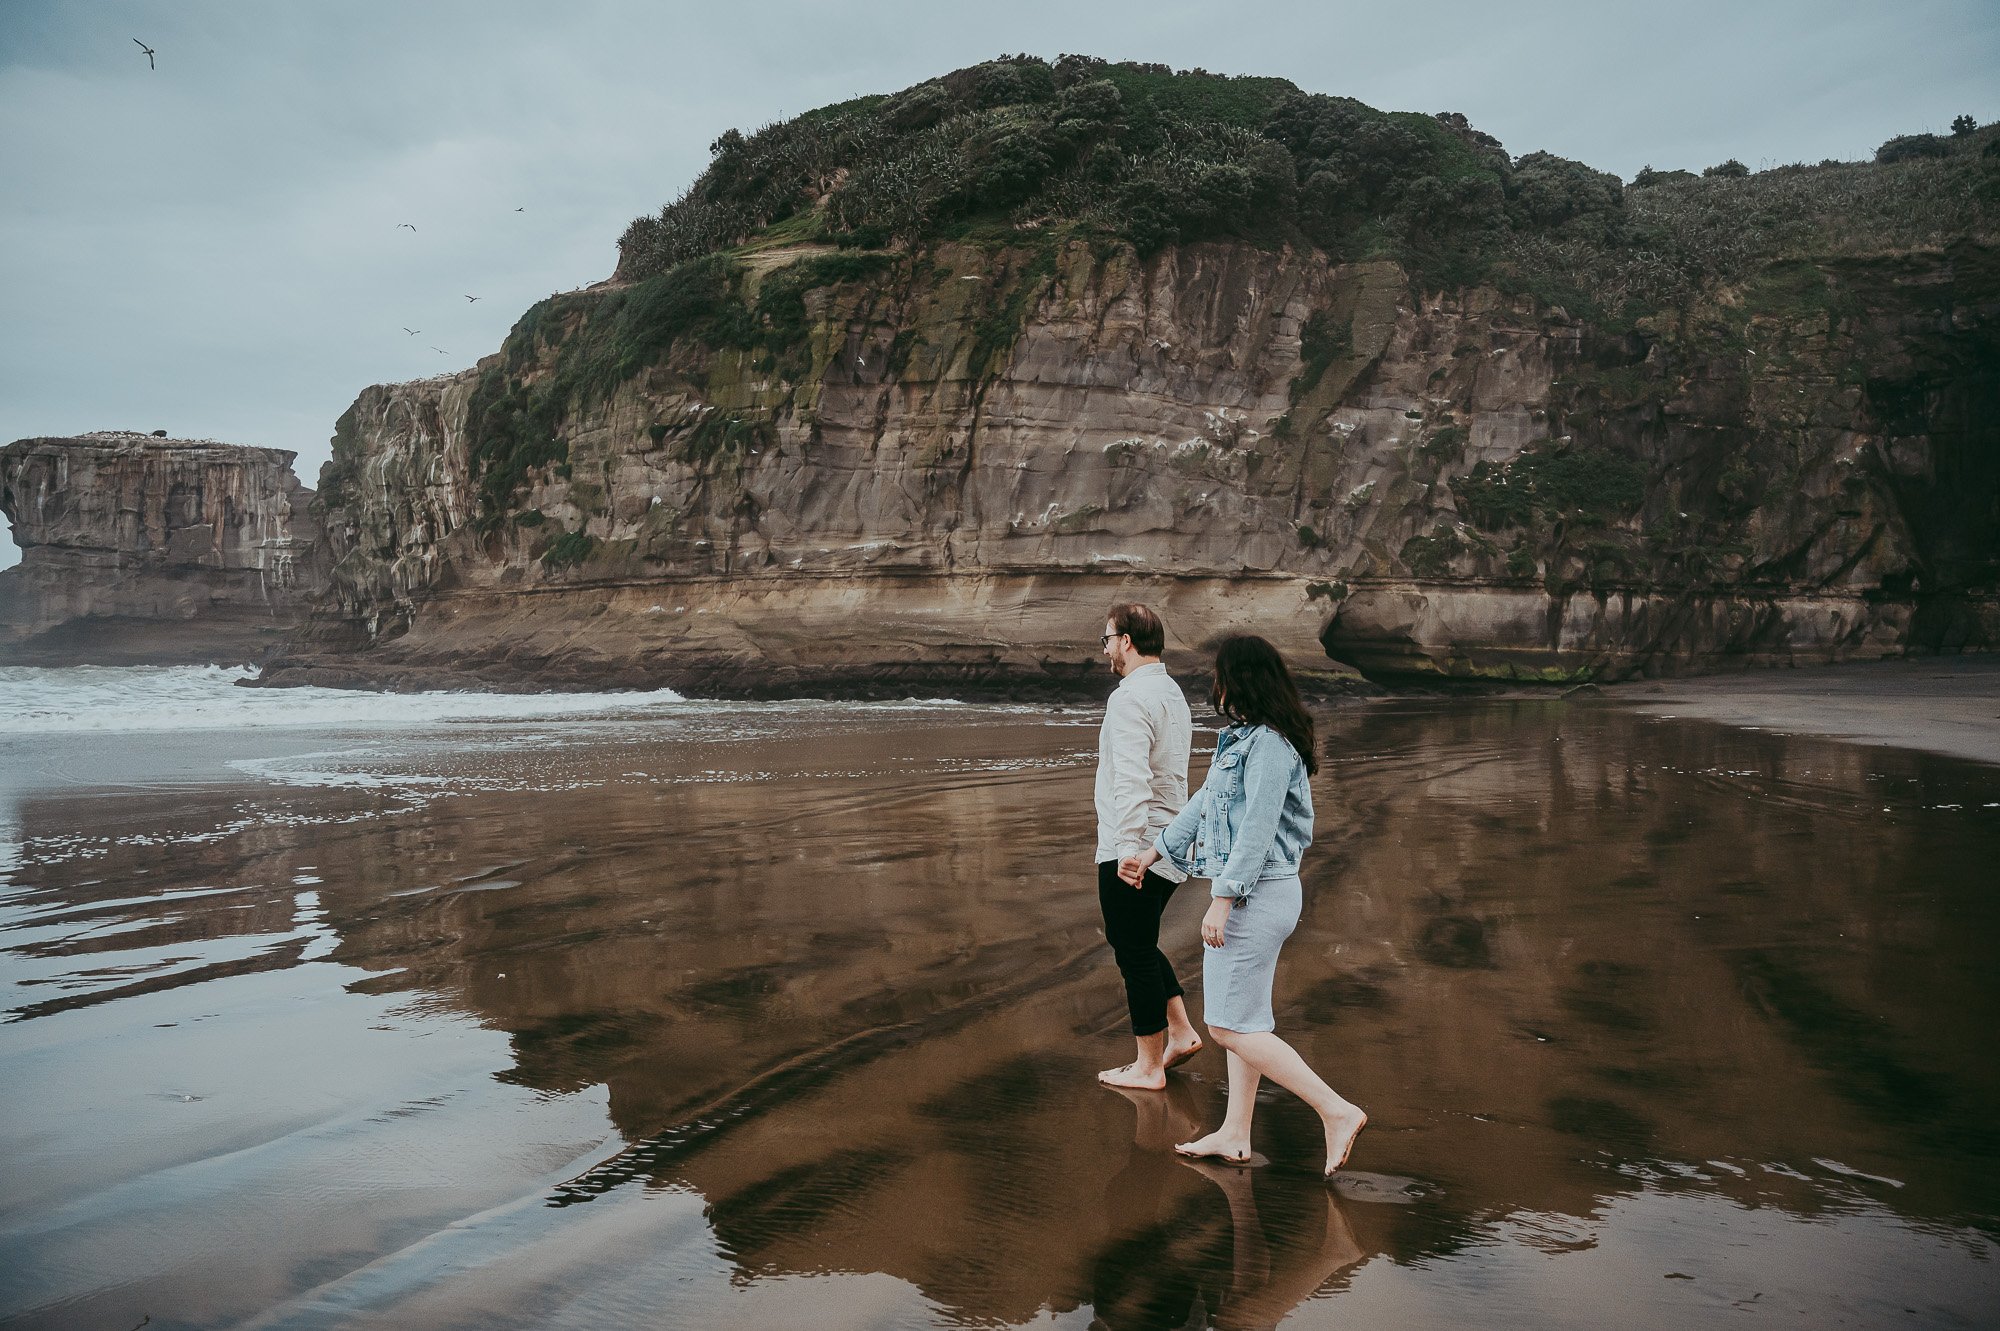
[1327,1170,1429,1204]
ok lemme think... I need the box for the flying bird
[397,223,416,232]
[464,295,480,302]
[133,39,155,70]
[430,346,447,354]
[514,207,524,212]
[403,327,419,336]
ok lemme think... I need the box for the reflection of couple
[1099,1080,1368,1330]
[1093,603,1366,1177]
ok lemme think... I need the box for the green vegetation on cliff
[617,54,1998,322]
[618,55,1516,289]
[1454,443,1649,533]
[463,249,899,528]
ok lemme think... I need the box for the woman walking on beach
[1119,635,1367,1178]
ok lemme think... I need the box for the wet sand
[1605,655,2000,767]
[3,692,1998,1329]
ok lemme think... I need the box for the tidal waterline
[1,677,1996,1329]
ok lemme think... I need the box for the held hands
[1117,848,1161,887]
[1201,897,1233,949]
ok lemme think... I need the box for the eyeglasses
[1100,632,1127,646]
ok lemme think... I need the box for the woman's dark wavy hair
[1209,635,1318,775]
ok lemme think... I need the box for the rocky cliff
[0,433,329,665]
[259,62,2000,694]
[261,238,1998,695]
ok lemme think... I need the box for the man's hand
[1118,848,1161,886]
[1201,897,1233,948]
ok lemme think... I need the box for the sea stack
[0,432,330,665]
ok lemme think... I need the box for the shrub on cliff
[944,55,1057,110]
[1626,146,1994,289]
[1111,125,1296,252]
[616,58,1507,285]
[601,254,756,382]
[1262,91,1503,261]
[1875,132,1950,164]
[1400,525,1468,577]
[539,530,596,570]
[959,118,1065,211]
[752,251,895,365]
[619,99,890,274]
[1453,441,1647,532]
[1288,309,1352,403]
[1508,152,1625,243]
[1630,165,1697,188]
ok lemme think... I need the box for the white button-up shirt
[1094,660,1193,880]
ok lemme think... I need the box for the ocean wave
[0,665,692,733]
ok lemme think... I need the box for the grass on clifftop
[616,55,1527,288]
[617,53,1999,322]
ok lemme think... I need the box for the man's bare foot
[1321,1106,1368,1177]
[1174,1128,1255,1164]
[1163,1033,1204,1069]
[1098,1062,1167,1091]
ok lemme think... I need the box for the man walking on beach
[1095,602,1202,1089]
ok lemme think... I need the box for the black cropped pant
[1098,859,1186,1037]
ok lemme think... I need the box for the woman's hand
[1117,848,1161,886]
[1201,897,1233,948]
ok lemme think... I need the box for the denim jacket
[1154,723,1314,899]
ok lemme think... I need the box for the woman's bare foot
[1163,1033,1204,1069]
[1174,1128,1255,1164]
[1321,1106,1368,1177]
[1098,1061,1167,1091]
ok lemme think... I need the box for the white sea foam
[0,665,691,734]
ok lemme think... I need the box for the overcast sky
[3,0,1995,570]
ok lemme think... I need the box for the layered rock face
[0,433,328,665]
[266,238,1998,694]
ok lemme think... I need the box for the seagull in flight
[463,295,480,302]
[397,223,416,232]
[514,207,524,212]
[133,39,156,70]
[430,346,447,355]
[403,327,419,336]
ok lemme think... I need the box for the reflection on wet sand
[1172,1158,1366,1331]
[2,701,1998,1329]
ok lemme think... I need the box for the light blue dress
[1154,723,1315,1033]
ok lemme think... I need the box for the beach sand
[1604,654,2000,767]
[2,673,1997,1329]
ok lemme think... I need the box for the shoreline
[1597,655,2000,768]
[17,653,2000,769]
[239,653,1388,703]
